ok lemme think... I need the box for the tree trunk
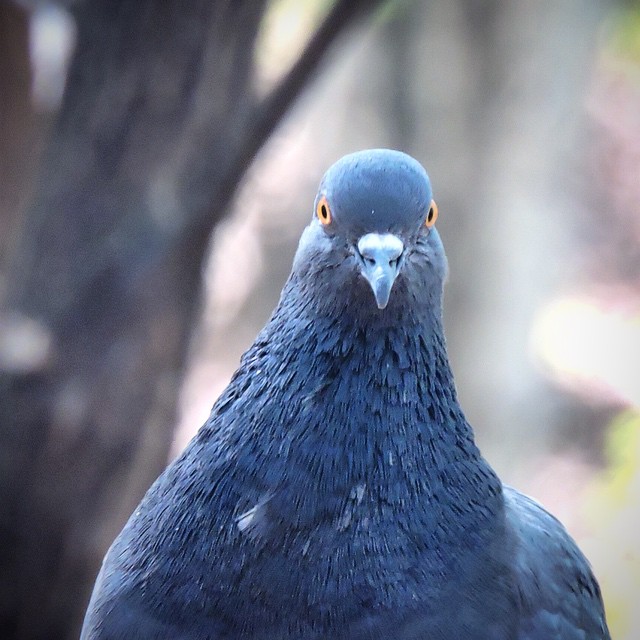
[0,3,47,278]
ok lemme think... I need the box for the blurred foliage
[585,409,640,639]
[607,3,640,63]
[585,5,640,636]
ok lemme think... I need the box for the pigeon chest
[194,478,513,640]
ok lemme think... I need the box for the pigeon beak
[357,233,404,309]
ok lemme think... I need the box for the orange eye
[316,196,332,225]
[425,199,438,228]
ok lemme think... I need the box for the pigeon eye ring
[425,199,438,228]
[316,195,332,225]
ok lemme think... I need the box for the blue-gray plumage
[81,149,610,639]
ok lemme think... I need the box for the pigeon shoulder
[503,486,610,640]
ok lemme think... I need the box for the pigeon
[81,149,610,639]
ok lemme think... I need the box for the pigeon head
[292,149,447,313]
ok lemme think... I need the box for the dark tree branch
[217,0,387,219]
[253,0,384,148]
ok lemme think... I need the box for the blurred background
[1,0,638,638]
